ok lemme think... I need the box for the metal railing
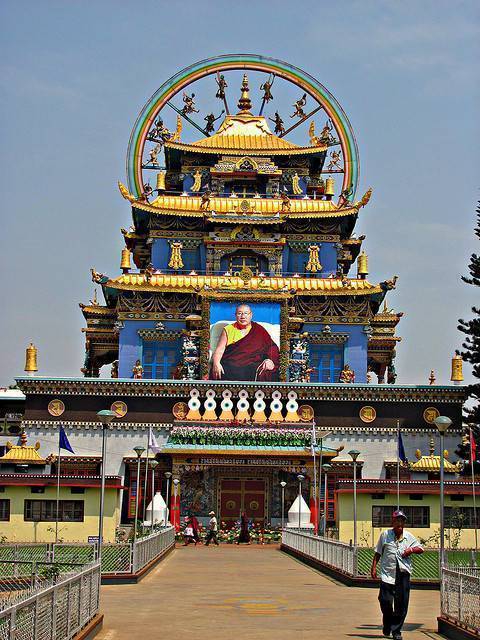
[133,526,176,574]
[0,561,100,640]
[441,567,480,633]
[0,526,175,577]
[282,529,357,576]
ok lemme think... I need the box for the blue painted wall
[306,323,368,382]
[151,239,201,272]
[118,319,185,378]
[151,239,170,270]
[284,242,337,276]
[320,243,338,276]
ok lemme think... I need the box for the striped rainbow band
[126,54,359,199]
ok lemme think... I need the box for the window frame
[372,505,430,528]
[445,506,479,529]
[309,344,344,383]
[24,500,84,522]
[0,499,10,521]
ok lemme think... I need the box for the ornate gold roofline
[106,273,385,296]
[164,139,326,156]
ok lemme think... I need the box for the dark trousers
[378,568,410,637]
[205,530,219,546]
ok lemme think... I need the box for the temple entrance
[219,478,266,526]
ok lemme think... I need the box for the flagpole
[396,419,400,510]
[312,421,318,535]
[470,428,478,556]
[318,438,323,536]
[55,437,61,544]
[142,428,150,524]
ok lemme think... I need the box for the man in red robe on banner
[210,304,279,381]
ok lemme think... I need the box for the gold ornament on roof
[168,241,184,270]
[429,369,436,385]
[291,173,303,195]
[306,245,322,273]
[451,353,463,383]
[237,74,252,113]
[121,248,131,273]
[354,188,373,209]
[325,177,335,196]
[118,181,136,203]
[357,251,369,277]
[170,115,182,142]
[24,342,38,374]
[156,171,166,191]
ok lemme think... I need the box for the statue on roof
[327,150,342,171]
[204,110,224,134]
[182,92,199,115]
[260,77,274,103]
[148,144,161,165]
[200,190,211,211]
[280,192,291,212]
[269,111,285,136]
[339,364,355,383]
[320,120,334,144]
[152,117,172,142]
[132,359,143,379]
[290,93,307,119]
[215,74,227,100]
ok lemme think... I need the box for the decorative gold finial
[325,177,335,198]
[429,436,435,456]
[20,431,28,447]
[156,171,166,191]
[306,245,322,273]
[357,251,369,279]
[429,369,436,385]
[237,74,252,113]
[121,248,131,274]
[25,342,38,376]
[451,353,463,385]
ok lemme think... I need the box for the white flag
[148,427,161,454]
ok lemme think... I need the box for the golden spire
[429,436,435,456]
[357,251,369,279]
[237,74,252,113]
[429,369,436,385]
[121,247,131,274]
[451,353,463,385]
[24,342,38,376]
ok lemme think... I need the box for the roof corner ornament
[354,188,373,209]
[118,181,136,203]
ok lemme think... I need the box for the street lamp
[150,460,159,531]
[133,445,145,545]
[297,474,305,531]
[322,464,332,536]
[280,481,287,529]
[434,416,452,570]
[164,471,172,525]
[348,450,361,549]
[97,409,116,563]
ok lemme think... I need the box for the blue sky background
[0,0,478,386]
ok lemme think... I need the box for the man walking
[371,510,423,640]
[205,510,219,546]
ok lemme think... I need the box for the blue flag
[59,426,75,454]
[398,432,407,463]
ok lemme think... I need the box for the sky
[0,0,479,387]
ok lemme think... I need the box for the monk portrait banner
[209,301,280,381]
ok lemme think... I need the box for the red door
[219,478,266,526]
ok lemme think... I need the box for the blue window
[309,345,344,383]
[142,341,181,379]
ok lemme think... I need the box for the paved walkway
[97,546,442,640]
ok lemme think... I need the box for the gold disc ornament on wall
[359,406,376,423]
[172,401,189,420]
[299,405,314,422]
[423,407,440,424]
[111,401,128,418]
[48,399,65,417]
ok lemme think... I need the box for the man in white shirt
[205,510,219,546]
[371,510,423,640]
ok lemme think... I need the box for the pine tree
[457,202,480,472]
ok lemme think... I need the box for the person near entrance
[236,512,251,545]
[205,511,219,546]
[370,510,423,640]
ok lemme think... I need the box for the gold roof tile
[0,433,45,465]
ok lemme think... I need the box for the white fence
[0,561,100,640]
[282,529,357,576]
[0,526,175,577]
[441,566,480,633]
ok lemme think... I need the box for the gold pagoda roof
[409,439,458,473]
[132,193,360,220]
[164,113,327,157]
[0,432,45,465]
[107,273,384,296]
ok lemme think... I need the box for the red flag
[470,428,477,464]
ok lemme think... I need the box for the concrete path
[97,545,443,640]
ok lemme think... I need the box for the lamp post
[297,474,305,531]
[172,478,180,531]
[348,450,360,549]
[97,409,116,564]
[150,460,159,531]
[164,471,172,525]
[280,481,287,529]
[434,416,452,570]
[322,464,332,536]
[133,445,145,545]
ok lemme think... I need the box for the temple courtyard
[96,546,443,639]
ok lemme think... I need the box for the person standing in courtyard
[371,510,423,640]
[205,510,219,546]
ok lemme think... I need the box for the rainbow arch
[126,54,359,199]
